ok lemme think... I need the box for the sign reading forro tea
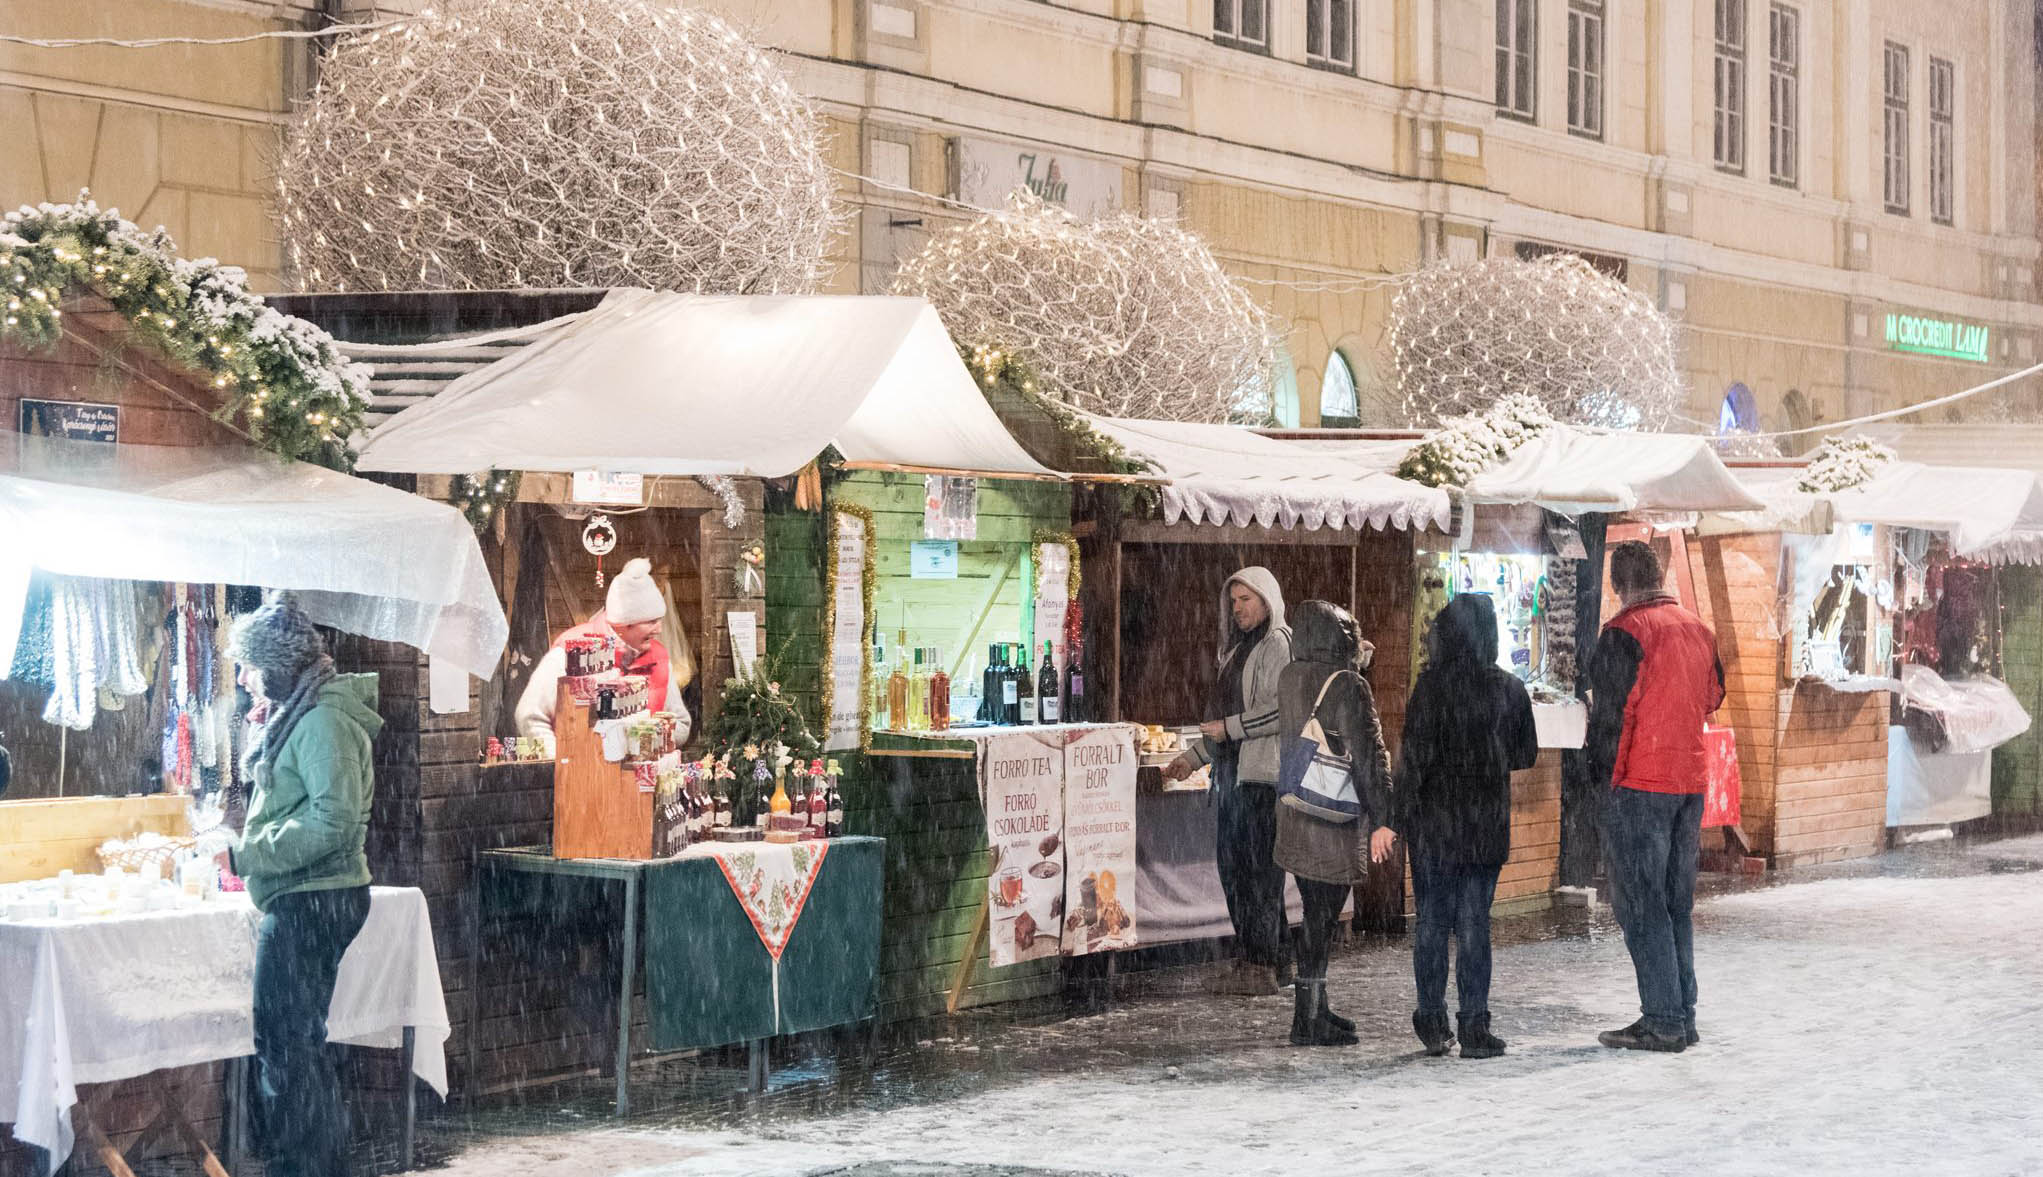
[951,136,1124,221]
[980,731,1066,966]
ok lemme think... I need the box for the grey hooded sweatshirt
[1181,566,1291,786]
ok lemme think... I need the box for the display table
[1132,783,1310,946]
[0,885,448,1174]
[472,837,883,1112]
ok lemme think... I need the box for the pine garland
[1,193,370,471]
[449,470,521,532]
[1797,435,1896,493]
[1397,394,1554,488]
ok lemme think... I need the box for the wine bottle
[1001,643,1021,725]
[980,643,1004,723]
[1037,640,1061,724]
[1064,637,1087,724]
[1017,645,1038,724]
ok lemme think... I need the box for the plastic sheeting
[1886,726,1993,828]
[0,436,507,679]
[1078,415,1451,532]
[1463,426,1764,514]
[1825,462,2043,556]
[353,288,1053,480]
[1896,664,2031,756]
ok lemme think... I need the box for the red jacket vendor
[514,556,691,742]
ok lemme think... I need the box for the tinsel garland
[820,501,876,749]
[1032,530,1083,601]
[449,469,521,532]
[1396,394,1555,488]
[1796,435,1897,493]
[696,474,746,529]
[1,194,370,470]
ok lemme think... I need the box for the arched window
[1270,347,1301,427]
[1320,351,1359,426]
[1718,382,1758,434]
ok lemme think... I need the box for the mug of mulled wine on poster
[983,733,1064,966]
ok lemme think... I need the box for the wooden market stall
[1,287,494,1175]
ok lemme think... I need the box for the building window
[1320,352,1359,426]
[1566,0,1604,138]
[1495,0,1536,119]
[1929,56,1955,225]
[1270,347,1301,427]
[1767,4,1798,186]
[1718,382,1759,435]
[1306,0,1355,71]
[1883,42,1910,214]
[1713,0,1746,172]
[1213,0,1268,51]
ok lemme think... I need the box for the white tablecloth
[1531,702,1588,749]
[0,885,449,1168]
[1886,725,1994,828]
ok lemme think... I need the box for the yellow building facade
[6,0,2038,435]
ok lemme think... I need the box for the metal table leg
[401,1026,417,1171]
[465,863,485,1108]
[747,1039,768,1094]
[615,872,638,1118]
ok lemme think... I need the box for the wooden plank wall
[1991,566,2043,819]
[1772,685,1890,867]
[1497,752,1564,911]
[1689,533,1786,858]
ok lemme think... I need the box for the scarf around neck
[242,655,337,778]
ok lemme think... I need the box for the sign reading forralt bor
[1885,312,1991,363]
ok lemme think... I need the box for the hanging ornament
[582,513,618,589]
[736,541,766,597]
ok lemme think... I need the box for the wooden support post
[945,893,992,1015]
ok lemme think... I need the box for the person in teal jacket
[227,592,380,1177]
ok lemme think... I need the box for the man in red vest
[1588,541,1725,1053]
[514,557,685,743]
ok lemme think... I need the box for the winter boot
[1316,981,1355,1036]
[1457,1013,1506,1059]
[1288,979,1358,1047]
[1412,1010,1454,1057]
[1597,1019,1687,1053]
[1685,1019,1700,1047]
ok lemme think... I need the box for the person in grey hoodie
[1165,566,1292,995]
[227,593,381,1177]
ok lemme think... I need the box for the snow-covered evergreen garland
[1797,435,1896,493]
[1,194,370,470]
[1396,394,1554,487]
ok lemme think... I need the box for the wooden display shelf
[0,794,188,883]
[550,684,655,860]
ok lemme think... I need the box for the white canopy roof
[1707,461,2043,557]
[0,437,508,679]
[1463,427,1764,514]
[353,289,1053,480]
[1081,415,1451,532]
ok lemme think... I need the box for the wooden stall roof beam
[1116,519,1378,547]
[840,461,1160,486]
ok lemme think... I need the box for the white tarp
[353,289,1053,480]
[1825,462,2043,556]
[1080,415,1450,532]
[1463,426,1764,514]
[0,436,507,679]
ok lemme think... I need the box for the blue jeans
[252,885,370,1177]
[1410,849,1501,1017]
[1603,788,1703,1037]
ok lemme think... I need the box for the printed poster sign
[572,470,645,505]
[825,510,869,751]
[19,398,118,443]
[923,475,978,540]
[980,730,1066,967]
[1060,726,1139,954]
[1032,542,1070,702]
[910,540,959,579]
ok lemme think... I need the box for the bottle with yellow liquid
[907,647,929,731]
[886,631,911,731]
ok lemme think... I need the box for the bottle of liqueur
[1063,636,1087,724]
[928,647,951,731]
[886,638,911,732]
[826,779,845,837]
[1016,645,1038,725]
[907,646,928,731]
[1037,640,1061,724]
[1000,644,1022,725]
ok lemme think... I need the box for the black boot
[1457,1012,1506,1059]
[1288,980,1358,1047]
[1317,981,1355,1036]
[1597,1019,1686,1053]
[1412,1010,1454,1056]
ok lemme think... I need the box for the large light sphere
[893,191,1278,423]
[1390,254,1683,430]
[273,0,838,293]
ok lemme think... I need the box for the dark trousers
[1603,787,1703,1037]
[1558,748,1605,888]
[1216,776,1285,968]
[1293,878,1349,980]
[252,885,370,1177]
[1410,848,1501,1017]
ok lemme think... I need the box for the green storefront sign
[1885,312,1991,363]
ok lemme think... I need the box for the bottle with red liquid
[808,779,828,833]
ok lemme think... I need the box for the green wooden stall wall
[1992,565,2043,818]
[766,471,1071,1021]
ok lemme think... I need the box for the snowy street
[426,834,2043,1177]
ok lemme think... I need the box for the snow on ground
[433,852,2043,1177]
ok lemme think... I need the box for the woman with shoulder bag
[1384,592,1537,1060]
[1273,600,1396,1047]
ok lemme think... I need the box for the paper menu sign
[727,610,759,676]
[572,470,645,505]
[980,730,1066,967]
[825,511,868,751]
[1060,726,1138,954]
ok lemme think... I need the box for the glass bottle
[826,779,845,837]
[907,647,928,731]
[1064,636,1087,724]
[997,644,1019,725]
[869,637,887,730]
[886,642,910,732]
[927,647,950,731]
[1037,640,1061,724]
[713,779,733,828]
[808,777,828,831]
[1017,644,1037,724]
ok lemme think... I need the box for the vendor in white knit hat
[513,556,689,743]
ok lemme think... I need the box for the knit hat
[605,558,665,626]
[228,591,327,681]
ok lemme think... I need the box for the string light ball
[274,0,839,293]
[893,191,1279,423]
[1389,254,1682,430]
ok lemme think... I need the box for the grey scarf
[242,655,337,779]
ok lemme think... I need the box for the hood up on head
[1430,592,1500,670]
[1290,599,1365,668]
[1218,565,1289,663]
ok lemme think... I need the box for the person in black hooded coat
[1388,592,1537,1059]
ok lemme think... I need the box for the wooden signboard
[550,684,654,860]
[0,795,188,883]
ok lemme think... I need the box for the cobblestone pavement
[416,833,2043,1177]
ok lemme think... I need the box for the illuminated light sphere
[892,191,1279,423]
[274,0,839,293]
[1389,254,1682,430]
